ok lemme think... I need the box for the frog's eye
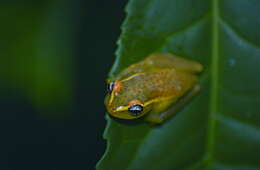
[128,104,143,116]
[107,81,115,94]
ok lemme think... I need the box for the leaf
[97,0,260,169]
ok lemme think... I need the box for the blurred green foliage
[97,0,260,170]
[0,0,127,169]
[1,0,75,117]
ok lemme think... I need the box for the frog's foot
[146,84,201,125]
[145,114,164,124]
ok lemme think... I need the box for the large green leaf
[97,0,260,169]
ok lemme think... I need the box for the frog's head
[105,79,152,120]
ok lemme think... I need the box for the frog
[104,53,203,124]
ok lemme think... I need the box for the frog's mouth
[109,111,144,119]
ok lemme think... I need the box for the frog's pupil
[128,104,143,116]
[107,82,115,93]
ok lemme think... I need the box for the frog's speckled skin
[105,53,203,124]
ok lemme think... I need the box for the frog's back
[122,68,197,104]
[140,69,197,101]
[115,53,202,105]
[117,53,202,80]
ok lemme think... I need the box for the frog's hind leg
[145,85,201,124]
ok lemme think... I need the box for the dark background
[0,0,127,169]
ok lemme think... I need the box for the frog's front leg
[145,85,201,124]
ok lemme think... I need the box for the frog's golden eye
[128,104,143,116]
[128,100,143,116]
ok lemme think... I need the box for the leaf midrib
[206,0,219,168]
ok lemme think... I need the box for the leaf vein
[219,17,260,50]
[156,14,210,51]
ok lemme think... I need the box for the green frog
[104,53,203,124]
